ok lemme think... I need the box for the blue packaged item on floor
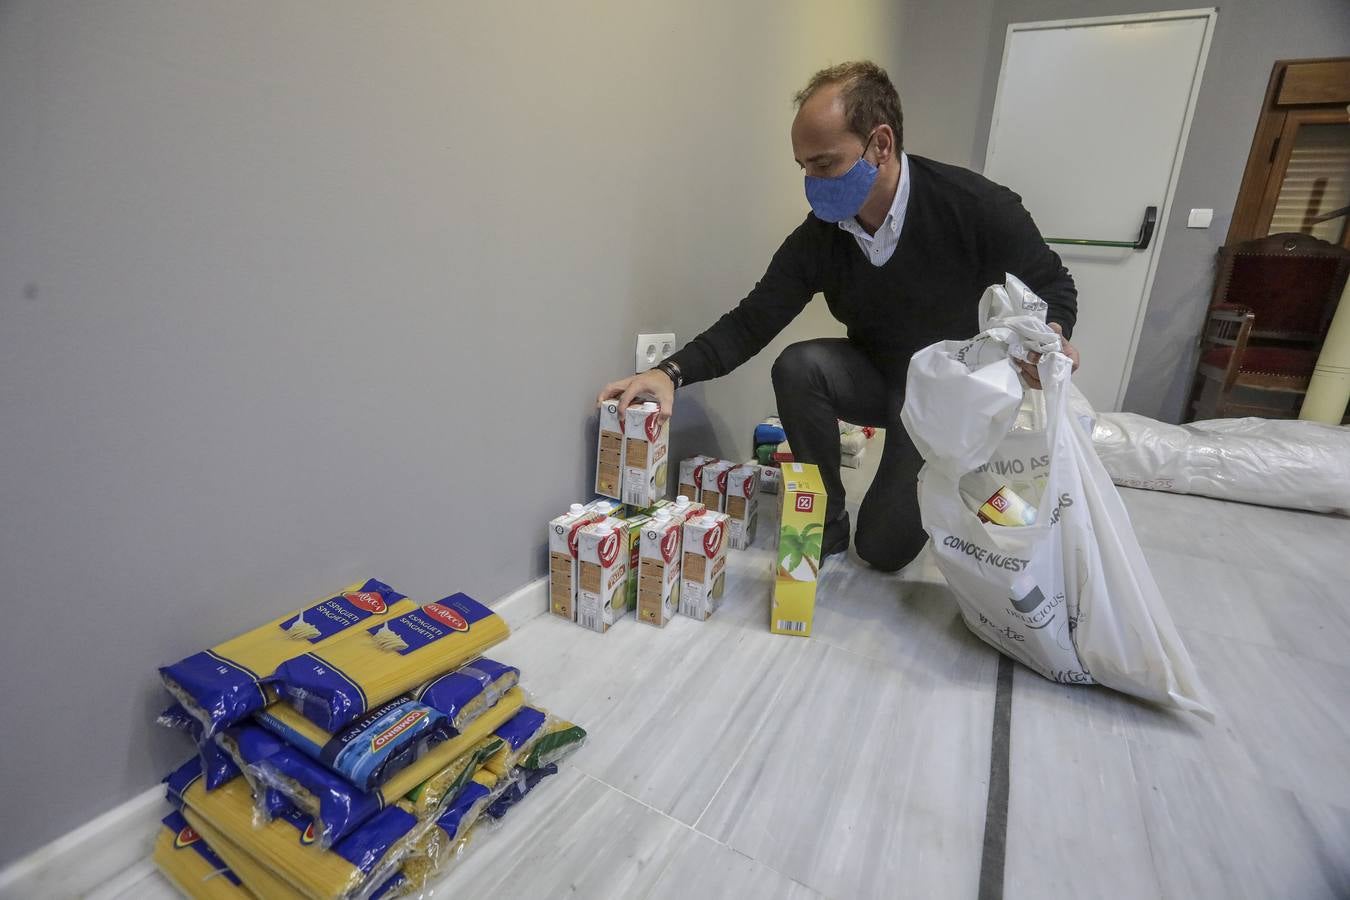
[255,695,447,792]
[414,657,520,732]
[754,422,787,447]
[495,707,548,754]
[484,764,559,819]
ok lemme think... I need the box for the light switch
[1187,208,1213,228]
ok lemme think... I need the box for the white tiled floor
[112,464,1350,900]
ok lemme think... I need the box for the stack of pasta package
[152,578,589,900]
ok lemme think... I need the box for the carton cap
[653,507,673,520]
[569,503,585,514]
[674,496,691,508]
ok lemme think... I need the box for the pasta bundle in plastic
[482,707,548,778]
[273,593,509,732]
[168,757,423,900]
[252,688,525,848]
[156,703,240,791]
[177,810,305,900]
[255,696,448,792]
[518,718,588,770]
[160,579,413,736]
[413,657,519,732]
[152,810,248,900]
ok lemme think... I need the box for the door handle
[1044,206,1157,250]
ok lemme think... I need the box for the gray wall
[901,0,1350,422]
[0,0,895,865]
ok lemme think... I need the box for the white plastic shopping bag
[902,275,1212,719]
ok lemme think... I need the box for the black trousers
[770,338,927,572]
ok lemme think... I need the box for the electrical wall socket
[636,333,677,372]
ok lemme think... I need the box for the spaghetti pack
[151,578,586,899]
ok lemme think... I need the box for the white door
[984,9,1216,411]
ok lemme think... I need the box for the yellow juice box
[677,455,717,503]
[595,400,624,500]
[577,518,630,633]
[548,503,602,621]
[772,462,826,637]
[637,509,682,627]
[622,402,670,508]
[616,509,650,616]
[680,511,729,621]
[725,464,761,550]
[700,460,737,513]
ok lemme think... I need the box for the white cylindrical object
[1301,275,1350,424]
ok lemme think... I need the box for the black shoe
[822,512,850,560]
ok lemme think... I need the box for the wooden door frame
[985,8,1218,411]
[1226,57,1350,247]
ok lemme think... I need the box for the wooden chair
[1187,232,1350,420]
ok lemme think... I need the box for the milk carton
[725,464,761,550]
[771,462,826,637]
[595,400,624,500]
[680,511,729,621]
[671,494,706,521]
[755,461,781,495]
[622,402,669,508]
[677,455,717,503]
[548,503,602,621]
[700,460,737,513]
[637,509,682,627]
[577,518,630,633]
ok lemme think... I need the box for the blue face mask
[804,132,878,223]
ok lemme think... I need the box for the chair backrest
[1213,233,1350,341]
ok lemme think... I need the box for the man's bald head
[794,61,903,149]
[791,62,902,182]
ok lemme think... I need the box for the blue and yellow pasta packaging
[272,593,509,732]
[252,687,525,848]
[159,579,413,737]
[484,763,560,819]
[152,810,248,900]
[156,703,239,791]
[255,696,447,792]
[413,657,519,732]
[171,755,425,900]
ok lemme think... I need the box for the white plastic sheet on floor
[1090,413,1350,517]
[902,274,1213,720]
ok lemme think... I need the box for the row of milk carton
[675,455,780,551]
[548,497,732,633]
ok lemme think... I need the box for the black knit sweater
[668,155,1077,384]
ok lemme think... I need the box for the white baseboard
[492,575,548,633]
[0,785,162,900]
[0,575,549,898]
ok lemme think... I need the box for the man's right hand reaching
[598,369,675,421]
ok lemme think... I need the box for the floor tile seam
[687,651,803,833]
